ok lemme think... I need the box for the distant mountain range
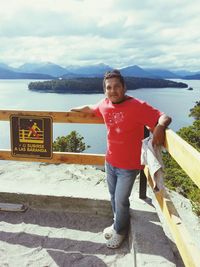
[0,67,53,79]
[0,62,199,80]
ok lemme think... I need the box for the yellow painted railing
[0,109,200,267]
[144,128,200,267]
[0,110,105,165]
[165,129,200,188]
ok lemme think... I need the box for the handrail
[165,129,200,188]
[0,109,104,124]
[145,129,200,267]
[0,109,105,165]
[144,168,200,267]
[0,109,200,267]
[0,149,105,165]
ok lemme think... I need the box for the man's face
[104,77,126,104]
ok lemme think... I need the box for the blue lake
[0,79,199,153]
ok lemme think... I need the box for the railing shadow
[0,208,130,266]
[0,207,112,233]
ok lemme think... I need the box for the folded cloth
[141,136,165,192]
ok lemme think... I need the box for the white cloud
[0,0,200,71]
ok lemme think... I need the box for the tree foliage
[53,131,90,152]
[163,100,200,215]
[178,100,200,151]
[189,100,200,120]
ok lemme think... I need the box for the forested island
[28,77,188,94]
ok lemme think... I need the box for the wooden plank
[144,167,200,267]
[165,129,200,189]
[0,203,27,212]
[0,110,104,124]
[0,149,105,165]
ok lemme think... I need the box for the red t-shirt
[93,96,163,170]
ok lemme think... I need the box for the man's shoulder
[126,96,145,106]
[98,98,110,106]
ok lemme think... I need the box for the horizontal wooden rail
[165,129,200,189]
[144,168,200,267]
[0,149,105,165]
[0,110,104,124]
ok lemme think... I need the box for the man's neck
[111,95,130,104]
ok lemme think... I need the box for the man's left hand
[152,124,166,146]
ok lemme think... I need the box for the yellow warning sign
[10,115,52,159]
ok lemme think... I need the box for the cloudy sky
[0,0,200,71]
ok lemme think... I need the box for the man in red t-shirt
[71,70,171,248]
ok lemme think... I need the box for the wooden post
[139,169,147,199]
[139,127,150,199]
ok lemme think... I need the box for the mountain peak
[119,65,155,78]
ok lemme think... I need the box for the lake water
[0,79,199,153]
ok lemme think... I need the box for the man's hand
[70,105,94,113]
[152,124,166,146]
[152,114,172,146]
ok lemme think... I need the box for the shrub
[53,130,90,152]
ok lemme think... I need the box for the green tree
[189,100,200,120]
[177,121,200,152]
[53,131,90,152]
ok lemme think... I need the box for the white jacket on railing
[140,136,165,192]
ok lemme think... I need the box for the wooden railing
[144,129,200,267]
[0,110,105,165]
[0,109,200,267]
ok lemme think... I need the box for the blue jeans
[105,161,139,234]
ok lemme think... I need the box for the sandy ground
[0,208,133,267]
[167,190,200,249]
[0,161,199,267]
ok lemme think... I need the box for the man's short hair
[103,69,126,90]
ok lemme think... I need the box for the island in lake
[28,77,188,94]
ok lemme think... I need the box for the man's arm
[70,105,95,114]
[152,114,172,146]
